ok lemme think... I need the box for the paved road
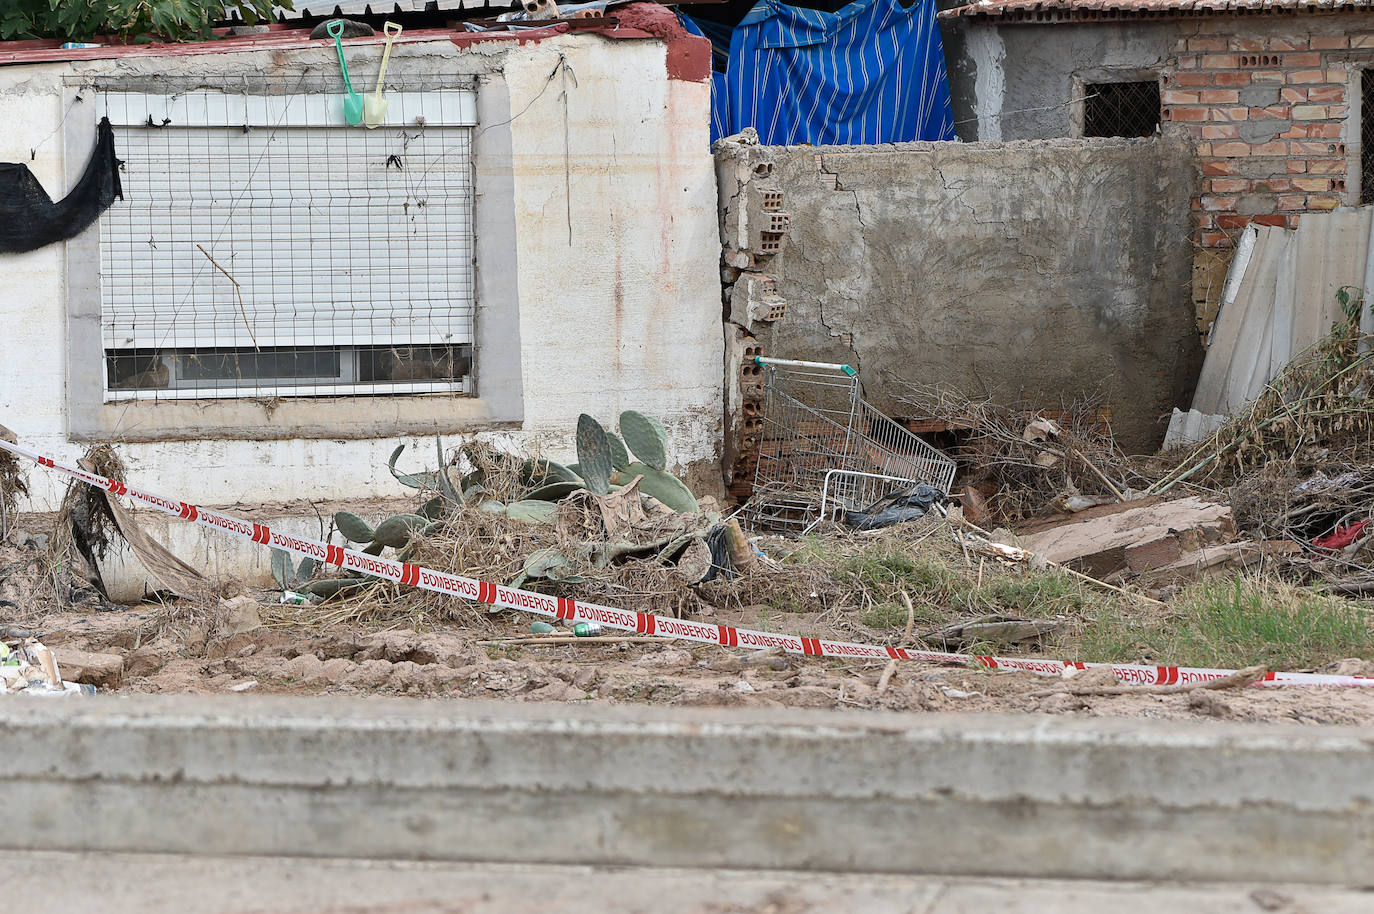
[1,852,1367,913]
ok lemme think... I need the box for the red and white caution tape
[4,437,1372,687]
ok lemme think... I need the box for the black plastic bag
[844,483,946,531]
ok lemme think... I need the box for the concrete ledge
[3,696,1373,883]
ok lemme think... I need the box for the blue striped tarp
[706,0,955,146]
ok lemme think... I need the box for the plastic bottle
[572,622,603,637]
[529,621,557,634]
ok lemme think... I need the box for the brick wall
[1161,21,1370,330]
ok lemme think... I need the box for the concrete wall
[0,23,722,512]
[726,136,1203,452]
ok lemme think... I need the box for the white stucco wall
[0,31,721,512]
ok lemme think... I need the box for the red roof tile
[940,0,1374,22]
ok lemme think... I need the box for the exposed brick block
[1202,124,1240,139]
[1307,86,1345,102]
[1306,123,1343,138]
[1292,104,1331,119]
[1267,37,1309,51]
[1198,213,1216,229]
[1254,177,1291,192]
[1212,107,1250,121]
[1201,159,1238,175]
[1217,214,1251,229]
[1209,177,1248,192]
[1200,231,1234,247]
[1253,214,1289,226]
[1232,37,1264,52]
[1213,72,1252,86]
[1169,106,1209,122]
[1162,89,1201,104]
[1200,194,1238,211]
[1280,88,1309,103]
[1351,33,1374,49]
[1311,36,1349,50]
[1291,140,1344,155]
[1326,67,1348,81]
[1196,141,1214,155]
[1284,52,1322,66]
[1212,141,1251,156]
[1307,159,1345,174]
[1292,176,1332,191]
[1202,54,1240,68]
[1307,194,1342,210]
[1200,89,1240,104]
[1248,105,1290,119]
[1287,160,1308,173]
[1277,194,1308,210]
[1279,125,1309,140]
[1328,104,1349,119]
[1251,70,1286,83]
[1178,54,1200,69]
[1173,72,1212,87]
[1287,69,1327,83]
[1254,141,1290,155]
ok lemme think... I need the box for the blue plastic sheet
[683,0,955,146]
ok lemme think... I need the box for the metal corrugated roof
[940,0,1374,21]
[228,0,514,19]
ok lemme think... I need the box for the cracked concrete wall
[751,137,1204,452]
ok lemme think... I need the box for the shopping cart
[742,358,956,533]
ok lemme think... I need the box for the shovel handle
[374,21,403,103]
[327,20,356,95]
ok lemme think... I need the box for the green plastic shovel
[364,21,403,129]
[327,20,364,126]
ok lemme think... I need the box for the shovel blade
[364,96,388,128]
[343,93,364,126]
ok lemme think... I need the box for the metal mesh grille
[96,76,476,401]
[1083,81,1160,139]
[1362,69,1374,205]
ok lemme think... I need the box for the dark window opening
[1362,69,1374,205]
[1083,81,1161,138]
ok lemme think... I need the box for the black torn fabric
[0,117,122,254]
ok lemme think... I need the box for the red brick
[1212,72,1252,86]
[1287,69,1327,83]
[1292,104,1331,119]
[1200,231,1234,247]
[1281,88,1309,103]
[1328,104,1349,119]
[1169,106,1209,122]
[1172,72,1212,87]
[1251,141,1290,156]
[1278,194,1308,210]
[1202,54,1240,68]
[1197,213,1216,229]
[1279,125,1310,140]
[1307,159,1345,174]
[1177,54,1200,69]
[1195,142,1214,155]
[1267,37,1309,51]
[1162,89,1201,104]
[1200,194,1238,211]
[1284,52,1322,66]
[1287,160,1308,173]
[1248,105,1289,119]
[1307,194,1342,210]
[1292,176,1331,192]
[1212,141,1252,156]
[1251,70,1286,83]
[1351,34,1374,49]
[1231,37,1264,52]
[1209,177,1249,192]
[1217,214,1251,229]
[1306,123,1344,138]
[1327,67,1348,81]
[1252,214,1289,226]
[1201,159,1237,175]
[1254,178,1291,192]
[1291,140,1343,155]
[1202,124,1240,139]
[1212,107,1250,121]
[1200,89,1240,104]
[1307,86,1345,102]
[1311,36,1349,50]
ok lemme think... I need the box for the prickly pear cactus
[619,410,668,471]
[575,414,613,495]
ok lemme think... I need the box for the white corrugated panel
[99,89,476,352]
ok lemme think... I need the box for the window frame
[63,73,525,442]
[1070,68,1162,140]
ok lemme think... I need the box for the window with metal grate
[1362,69,1374,205]
[1083,81,1161,139]
[97,82,477,402]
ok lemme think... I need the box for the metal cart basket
[743,358,956,532]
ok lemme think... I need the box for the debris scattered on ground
[0,633,94,695]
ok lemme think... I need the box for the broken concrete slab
[1139,541,1301,586]
[50,647,124,690]
[1016,496,1234,578]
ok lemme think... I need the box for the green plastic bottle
[530,621,557,634]
[572,622,603,637]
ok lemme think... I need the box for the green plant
[619,410,668,471]
[0,0,289,42]
[333,510,432,555]
[270,548,315,591]
[575,413,613,495]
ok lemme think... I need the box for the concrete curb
[4,696,1373,883]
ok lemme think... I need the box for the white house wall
[0,32,722,512]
